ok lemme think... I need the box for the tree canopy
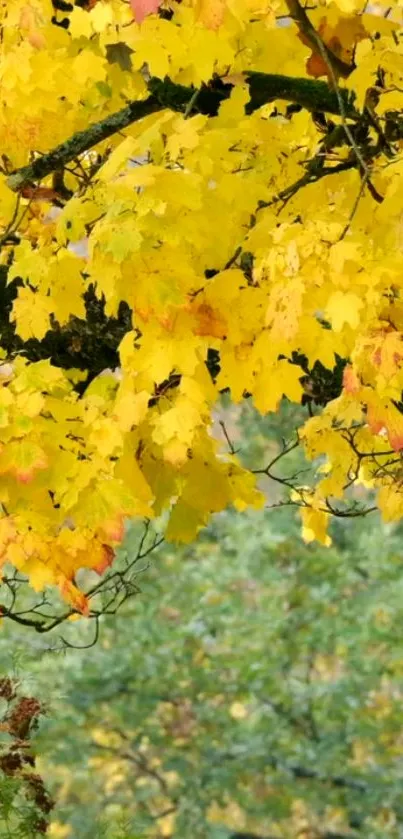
[1,0,403,617]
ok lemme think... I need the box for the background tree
[10,485,403,839]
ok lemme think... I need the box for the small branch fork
[251,428,377,521]
[0,522,164,641]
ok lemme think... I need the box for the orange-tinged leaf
[384,406,403,452]
[19,5,46,50]
[92,544,115,576]
[74,476,151,540]
[306,51,330,80]
[371,330,403,380]
[0,440,48,484]
[366,401,385,438]
[20,186,61,202]
[195,0,226,29]
[343,365,361,394]
[98,514,125,543]
[302,13,367,78]
[367,400,403,452]
[59,577,90,616]
[193,302,227,339]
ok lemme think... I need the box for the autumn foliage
[0,0,402,612]
[0,677,53,833]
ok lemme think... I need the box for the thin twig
[338,170,369,240]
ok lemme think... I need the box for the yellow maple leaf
[88,417,123,458]
[0,439,48,484]
[253,360,303,414]
[325,291,363,332]
[113,388,150,432]
[301,506,332,546]
[11,287,53,341]
[166,499,207,542]
[194,0,227,29]
[45,253,86,324]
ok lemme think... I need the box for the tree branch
[286,761,366,792]
[219,748,368,793]
[7,95,162,192]
[245,72,357,117]
[7,74,358,193]
[148,73,358,119]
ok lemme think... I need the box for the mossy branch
[6,96,162,192]
[7,73,358,193]
[245,72,356,117]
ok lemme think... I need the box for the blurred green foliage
[1,401,403,838]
